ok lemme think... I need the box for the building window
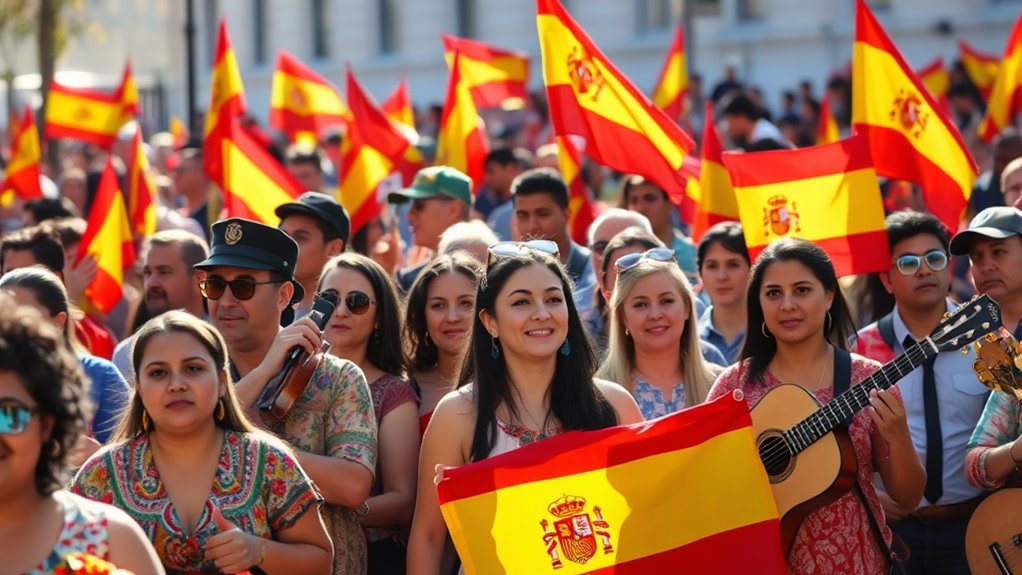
[253,0,267,64]
[456,0,476,38]
[379,0,397,54]
[737,0,766,21]
[311,0,329,58]
[639,0,682,32]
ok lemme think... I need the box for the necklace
[774,346,832,394]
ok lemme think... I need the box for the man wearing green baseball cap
[388,165,472,291]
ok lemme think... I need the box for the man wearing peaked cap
[195,217,378,575]
[276,192,349,318]
[388,165,472,291]
[949,206,1022,334]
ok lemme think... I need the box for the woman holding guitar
[708,238,924,573]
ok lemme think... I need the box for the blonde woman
[598,248,720,419]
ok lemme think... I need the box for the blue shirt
[486,199,514,241]
[78,353,131,444]
[697,305,745,366]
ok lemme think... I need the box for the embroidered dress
[630,375,687,420]
[29,491,112,574]
[71,430,320,574]
[966,391,1022,489]
[708,356,895,575]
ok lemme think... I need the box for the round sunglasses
[614,247,677,272]
[0,402,38,435]
[317,289,376,315]
[199,276,284,301]
[893,249,948,276]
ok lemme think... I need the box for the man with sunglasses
[854,210,988,575]
[195,217,378,575]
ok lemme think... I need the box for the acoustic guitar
[966,329,1022,575]
[750,295,1000,555]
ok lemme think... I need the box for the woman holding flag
[407,241,643,574]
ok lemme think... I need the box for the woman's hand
[204,508,264,574]
[867,388,911,446]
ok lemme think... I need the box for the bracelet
[356,500,370,517]
[257,540,267,566]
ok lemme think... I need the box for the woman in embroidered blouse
[597,250,718,419]
[318,253,419,574]
[72,311,333,574]
[707,238,924,574]
[965,391,1022,490]
[407,243,644,575]
[0,294,162,575]
[403,253,482,435]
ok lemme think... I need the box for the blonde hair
[597,260,715,406]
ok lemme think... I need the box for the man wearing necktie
[854,210,989,574]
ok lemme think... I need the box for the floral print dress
[29,491,112,574]
[71,430,321,574]
[966,391,1022,489]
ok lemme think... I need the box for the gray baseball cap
[949,207,1022,256]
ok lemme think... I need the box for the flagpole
[184,0,197,140]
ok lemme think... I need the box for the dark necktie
[905,336,942,504]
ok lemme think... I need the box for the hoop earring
[216,399,226,422]
[491,336,500,359]
[141,410,151,432]
[825,311,833,333]
[761,322,772,339]
[48,438,62,457]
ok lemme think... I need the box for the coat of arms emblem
[890,88,929,139]
[763,194,800,237]
[566,46,605,101]
[539,495,613,568]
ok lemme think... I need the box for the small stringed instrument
[751,295,1000,555]
[966,330,1022,575]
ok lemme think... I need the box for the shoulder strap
[877,311,897,352]
[853,483,907,572]
[833,347,852,397]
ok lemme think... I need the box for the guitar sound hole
[758,434,792,479]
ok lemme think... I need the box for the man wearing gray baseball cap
[949,206,1022,334]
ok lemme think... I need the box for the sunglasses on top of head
[317,289,376,315]
[614,247,677,272]
[486,240,559,268]
[199,276,285,301]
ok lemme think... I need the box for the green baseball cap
[388,166,472,205]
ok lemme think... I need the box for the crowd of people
[2,62,1022,575]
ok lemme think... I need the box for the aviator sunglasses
[614,247,677,272]
[893,249,948,276]
[199,276,285,301]
[317,289,376,315]
[486,240,560,268]
[0,402,38,435]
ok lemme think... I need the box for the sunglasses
[893,249,948,276]
[318,289,376,315]
[487,240,559,267]
[0,402,37,435]
[199,276,284,301]
[614,247,677,272]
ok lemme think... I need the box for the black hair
[740,238,855,385]
[485,147,520,168]
[0,267,73,345]
[745,138,791,153]
[0,293,89,495]
[720,92,760,121]
[0,225,65,273]
[285,144,325,174]
[511,167,569,210]
[617,174,668,206]
[885,210,949,253]
[460,250,616,462]
[24,198,78,223]
[697,221,750,270]
[319,253,405,376]
[404,253,482,375]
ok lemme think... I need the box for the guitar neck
[784,341,936,454]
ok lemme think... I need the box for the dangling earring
[216,399,226,422]
[560,340,571,356]
[761,322,772,339]
[825,311,833,332]
[491,336,500,359]
[48,438,62,456]
[141,410,151,432]
[624,328,630,337]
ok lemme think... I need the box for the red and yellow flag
[651,26,688,122]
[44,62,138,149]
[978,15,1022,143]
[270,51,349,145]
[442,34,530,110]
[438,394,785,574]
[723,135,889,277]
[917,57,950,108]
[1,106,43,200]
[220,118,302,224]
[126,129,157,238]
[691,103,738,242]
[537,0,695,205]
[170,115,189,148]
[76,159,136,314]
[960,39,1001,101]
[852,0,976,233]
[382,77,416,131]
[816,94,840,145]
[203,18,246,187]
[437,50,490,195]
[559,135,597,245]
[340,67,417,235]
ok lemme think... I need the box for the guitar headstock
[930,294,1001,353]
[972,330,1022,400]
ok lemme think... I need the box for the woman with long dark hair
[406,242,643,574]
[707,238,923,573]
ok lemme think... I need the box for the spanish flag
[978,15,1022,143]
[437,50,490,195]
[960,39,1001,101]
[382,77,417,131]
[651,26,688,122]
[220,118,302,225]
[1,106,43,200]
[76,159,136,314]
[170,115,189,148]
[852,0,976,233]
[126,129,157,238]
[44,62,138,149]
[438,394,785,574]
[442,34,530,110]
[917,57,950,109]
[204,18,246,186]
[722,134,889,277]
[691,103,738,242]
[816,94,840,145]
[559,135,596,245]
[537,0,695,204]
[270,51,349,145]
[339,67,413,235]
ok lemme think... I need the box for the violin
[256,294,336,421]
